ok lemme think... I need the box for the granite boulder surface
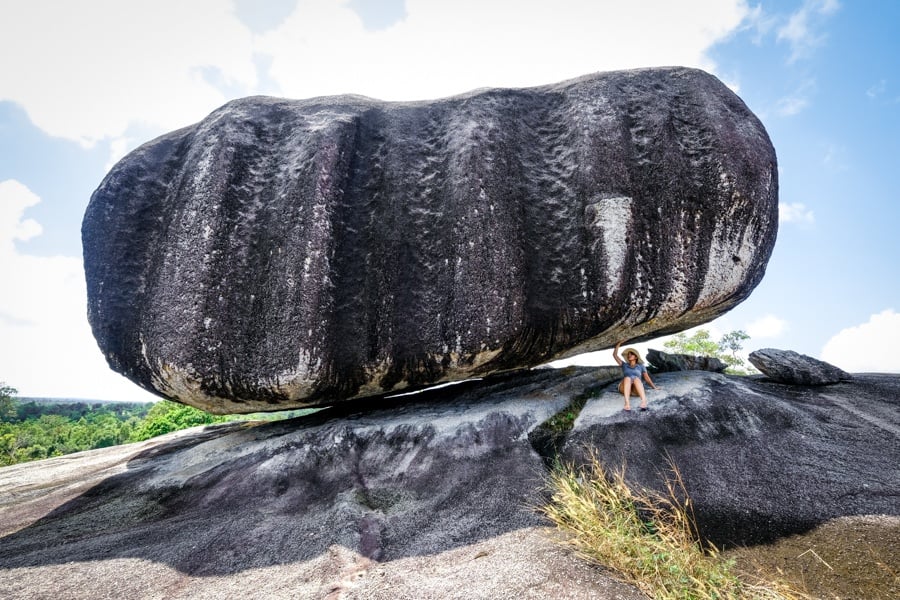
[83,67,778,412]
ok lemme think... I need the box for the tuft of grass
[541,452,810,600]
[543,394,589,434]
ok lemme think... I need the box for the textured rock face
[564,371,900,546]
[646,348,728,373]
[0,367,647,600]
[1,369,897,599]
[749,348,850,385]
[83,67,778,412]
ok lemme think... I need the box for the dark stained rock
[83,67,778,413]
[0,366,646,600]
[1,369,897,598]
[563,371,899,547]
[748,348,851,385]
[646,348,728,373]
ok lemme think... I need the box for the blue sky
[1,0,897,401]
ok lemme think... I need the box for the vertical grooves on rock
[83,69,779,411]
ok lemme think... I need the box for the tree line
[0,383,312,467]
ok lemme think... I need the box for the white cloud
[257,0,750,103]
[0,0,257,148]
[775,92,810,116]
[779,202,815,225]
[0,180,43,251]
[775,78,816,117]
[0,180,157,401]
[777,0,840,63]
[2,0,752,152]
[821,309,900,373]
[745,314,787,338]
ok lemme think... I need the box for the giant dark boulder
[83,67,778,412]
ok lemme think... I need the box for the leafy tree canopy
[662,329,756,375]
[0,381,17,420]
[0,389,318,467]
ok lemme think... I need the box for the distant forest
[0,390,313,467]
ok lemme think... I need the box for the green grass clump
[541,453,809,600]
[543,394,589,434]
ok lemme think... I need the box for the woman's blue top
[621,362,646,379]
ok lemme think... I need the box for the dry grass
[541,452,811,600]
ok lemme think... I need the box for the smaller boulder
[646,349,728,373]
[748,348,850,385]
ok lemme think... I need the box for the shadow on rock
[0,368,589,577]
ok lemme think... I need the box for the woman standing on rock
[613,341,658,411]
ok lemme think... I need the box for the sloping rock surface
[0,367,642,600]
[564,371,900,546]
[83,67,778,413]
[1,369,898,599]
[749,347,851,385]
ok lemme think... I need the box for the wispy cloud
[742,3,779,45]
[775,79,816,116]
[777,0,841,63]
[779,202,815,226]
[776,93,810,116]
[866,79,887,99]
[864,79,900,105]
[821,142,850,171]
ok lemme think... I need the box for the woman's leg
[621,377,632,410]
[633,378,648,408]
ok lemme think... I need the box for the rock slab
[83,67,778,412]
[1,369,898,598]
[564,371,898,546]
[646,348,728,373]
[0,367,644,600]
[748,348,851,385]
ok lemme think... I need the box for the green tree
[130,400,230,441]
[663,329,757,375]
[0,395,307,467]
[0,382,17,421]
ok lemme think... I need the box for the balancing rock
[83,67,778,412]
